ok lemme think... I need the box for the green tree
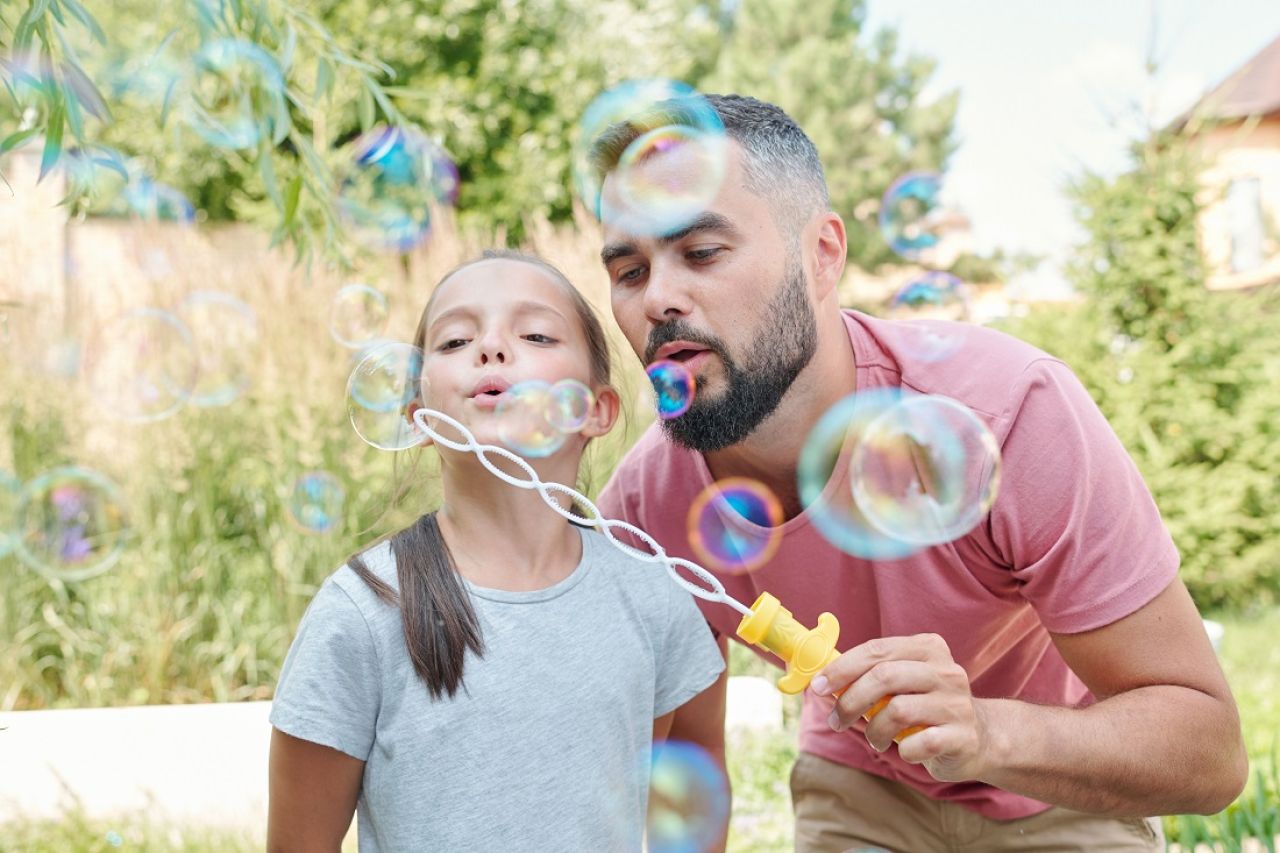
[704,0,958,271]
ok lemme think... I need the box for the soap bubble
[336,124,459,252]
[287,472,345,534]
[897,322,966,364]
[646,740,729,853]
[124,176,195,222]
[14,467,130,582]
[175,291,259,407]
[889,271,967,320]
[0,470,20,559]
[797,388,922,560]
[547,379,594,433]
[646,360,695,419]
[329,284,390,349]
[851,395,1001,547]
[880,171,952,263]
[347,343,427,451]
[687,478,783,574]
[496,380,566,458]
[178,39,287,150]
[574,79,727,237]
[85,308,200,422]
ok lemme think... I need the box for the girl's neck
[436,451,585,591]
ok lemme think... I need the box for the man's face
[600,143,818,452]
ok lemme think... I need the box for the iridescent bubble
[851,395,1001,547]
[0,470,20,560]
[175,291,259,407]
[85,308,200,422]
[336,125,459,252]
[288,472,345,534]
[889,271,967,320]
[179,39,287,150]
[687,477,784,574]
[105,830,124,848]
[796,388,921,560]
[124,176,196,222]
[647,740,730,853]
[347,343,427,451]
[547,379,594,433]
[879,171,963,265]
[646,360,695,419]
[15,467,130,582]
[496,380,566,458]
[574,79,727,237]
[329,284,390,349]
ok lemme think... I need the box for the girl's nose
[478,334,508,365]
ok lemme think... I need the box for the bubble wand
[412,406,924,741]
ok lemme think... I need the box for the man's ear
[579,385,622,440]
[406,399,435,448]
[809,211,848,302]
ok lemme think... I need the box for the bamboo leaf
[61,60,111,122]
[0,128,40,155]
[282,174,302,227]
[59,0,107,44]
[314,57,333,101]
[38,94,65,182]
[357,86,374,131]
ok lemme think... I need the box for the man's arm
[664,632,731,852]
[819,578,1248,817]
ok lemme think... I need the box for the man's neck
[704,307,857,519]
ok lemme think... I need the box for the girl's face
[420,258,615,451]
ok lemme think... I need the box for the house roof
[1174,32,1280,129]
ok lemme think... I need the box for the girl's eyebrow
[427,300,568,332]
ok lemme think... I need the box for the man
[593,94,1247,852]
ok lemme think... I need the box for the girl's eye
[440,339,468,351]
[523,333,556,344]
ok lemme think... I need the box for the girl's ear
[579,385,621,440]
[406,399,435,449]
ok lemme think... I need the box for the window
[1227,177,1264,273]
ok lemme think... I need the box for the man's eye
[615,266,646,285]
[688,247,722,262]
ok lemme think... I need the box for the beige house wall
[1196,115,1280,291]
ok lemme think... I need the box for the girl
[267,250,726,852]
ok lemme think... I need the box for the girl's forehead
[429,259,573,320]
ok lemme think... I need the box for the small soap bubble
[336,125,459,252]
[687,478,783,574]
[889,271,967,321]
[329,284,390,349]
[85,308,200,422]
[175,291,259,407]
[346,343,427,451]
[646,360,695,419]
[547,379,594,433]
[104,830,124,847]
[179,39,287,150]
[796,388,921,560]
[0,470,20,560]
[880,171,952,263]
[496,380,566,458]
[851,395,1001,547]
[287,472,345,534]
[646,740,730,853]
[573,79,727,237]
[15,467,130,582]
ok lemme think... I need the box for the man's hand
[812,632,993,783]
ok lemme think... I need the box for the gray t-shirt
[270,524,725,852]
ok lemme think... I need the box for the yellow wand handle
[736,592,927,742]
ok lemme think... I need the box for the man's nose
[642,261,696,324]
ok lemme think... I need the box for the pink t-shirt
[597,310,1179,820]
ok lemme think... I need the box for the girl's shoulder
[328,540,399,610]
[579,526,682,604]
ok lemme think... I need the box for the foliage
[999,134,1280,610]
[705,0,959,270]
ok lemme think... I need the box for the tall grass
[0,209,652,711]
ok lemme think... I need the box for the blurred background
[1,0,1278,850]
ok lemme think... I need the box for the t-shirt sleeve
[269,578,382,760]
[988,358,1180,634]
[653,579,726,717]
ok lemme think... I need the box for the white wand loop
[412,407,754,618]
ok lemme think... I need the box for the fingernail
[811,675,829,695]
[828,710,840,731]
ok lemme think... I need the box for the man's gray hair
[590,93,830,238]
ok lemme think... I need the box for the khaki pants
[791,751,1164,853]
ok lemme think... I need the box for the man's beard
[645,259,818,453]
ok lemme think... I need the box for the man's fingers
[860,691,968,752]
[828,659,941,727]
[815,633,955,695]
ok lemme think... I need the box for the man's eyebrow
[599,212,739,267]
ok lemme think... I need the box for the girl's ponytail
[349,512,483,700]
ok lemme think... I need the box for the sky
[861,1,1280,298]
